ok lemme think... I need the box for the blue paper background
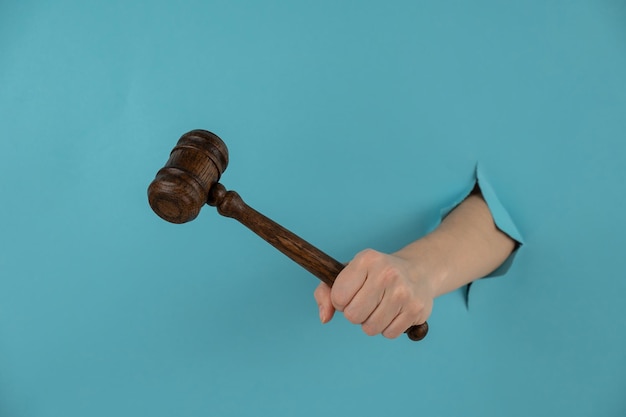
[1,1,625,416]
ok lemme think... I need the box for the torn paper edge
[438,163,524,307]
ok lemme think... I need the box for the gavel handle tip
[405,322,429,341]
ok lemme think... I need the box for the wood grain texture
[148,130,228,224]
[148,130,428,341]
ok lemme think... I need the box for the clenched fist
[314,248,438,339]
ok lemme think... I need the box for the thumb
[313,282,335,324]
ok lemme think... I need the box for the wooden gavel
[147,130,428,341]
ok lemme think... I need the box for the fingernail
[318,305,326,324]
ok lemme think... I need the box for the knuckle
[379,264,401,287]
[391,285,411,303]
[313,285,326,299]
[330,290,348,311]
[343,307,361,324]
[356,248,382,266]
[407,301,424,317]
[361,322,379,336]
[409,302,431,325]
[382,328,402,339]
[413,299,426,312]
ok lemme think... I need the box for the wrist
[393,234,451,299]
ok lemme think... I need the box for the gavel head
[148,130,229,223]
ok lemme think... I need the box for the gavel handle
[207,183,429,342]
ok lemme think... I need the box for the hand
[313,248,438,339]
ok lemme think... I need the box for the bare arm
[314,188,516,338]
[395,188,516,297]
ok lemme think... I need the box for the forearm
[315,188,517,336]
[394,189,516,297]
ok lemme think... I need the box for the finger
[342,270,387,325]
[381,303,430,339]
[330,256,369,311]
[313,282,331,305]
[360,293,403,336]
[381,311,419,339]
[341,251,398,325]
[313,282,335,324]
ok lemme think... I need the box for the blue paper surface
[1,1,625,416]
